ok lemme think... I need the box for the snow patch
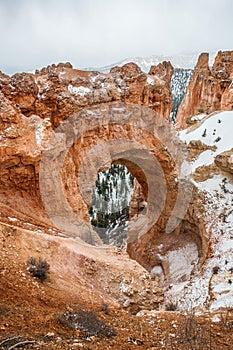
[191,150,214,171]
[190,114,206,122]
[35,122,45,148]
[7,217,18,222]
[68,84,91,96]
[179,111,233,155]
[167,243,199,283]
[147,76,154,86]
[179,111,233,173]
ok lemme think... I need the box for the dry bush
[57,308,116,338]
[212,266,220,274]
[219,308,233,331]
[165,302,178,311]
[27,257,50,282]
[169,311,212,350]
[100,301,110,315]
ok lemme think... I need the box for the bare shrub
[100,301,109,315]
[212,266,220,274]
[165,302,178,311]
[176,311,213,350]
[57,308,116,338]
[27,257,50,282]
[219,308,233,331]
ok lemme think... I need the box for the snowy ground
[166,111,233,311]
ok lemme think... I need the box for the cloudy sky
[0,0,232,74]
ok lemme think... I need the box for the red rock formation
[0,61,174,195]
[221,81,233,110]
[0,61,175,244]
[1,58,229,314]
[1,59,233,318]
[0,59,189,270]
[176,51,233,129]
[0,61,173,127]
[148,61,174,120]
[214,149,233,174]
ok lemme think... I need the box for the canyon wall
[176,51,233,129]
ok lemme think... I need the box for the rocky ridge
[176,51,233,129]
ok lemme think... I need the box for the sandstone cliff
[176,51,233,129]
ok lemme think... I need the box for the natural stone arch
[40,102,196,272]
[61,123,180,243]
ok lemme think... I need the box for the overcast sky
[0,0,232,74]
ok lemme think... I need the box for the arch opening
[89,163,147,246]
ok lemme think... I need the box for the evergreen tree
[89,164,134,245]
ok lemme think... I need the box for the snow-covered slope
[168,111,233,311]
[179,111,233,166]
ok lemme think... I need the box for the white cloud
[0,0,232,74]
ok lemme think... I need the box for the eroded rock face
[0,73,38,114]
[176,51,233,129]
[0,62,192,274]
[1,61,173,126]
[215,149,233,174]
[0,61,173,194]
[0,59,200,291]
